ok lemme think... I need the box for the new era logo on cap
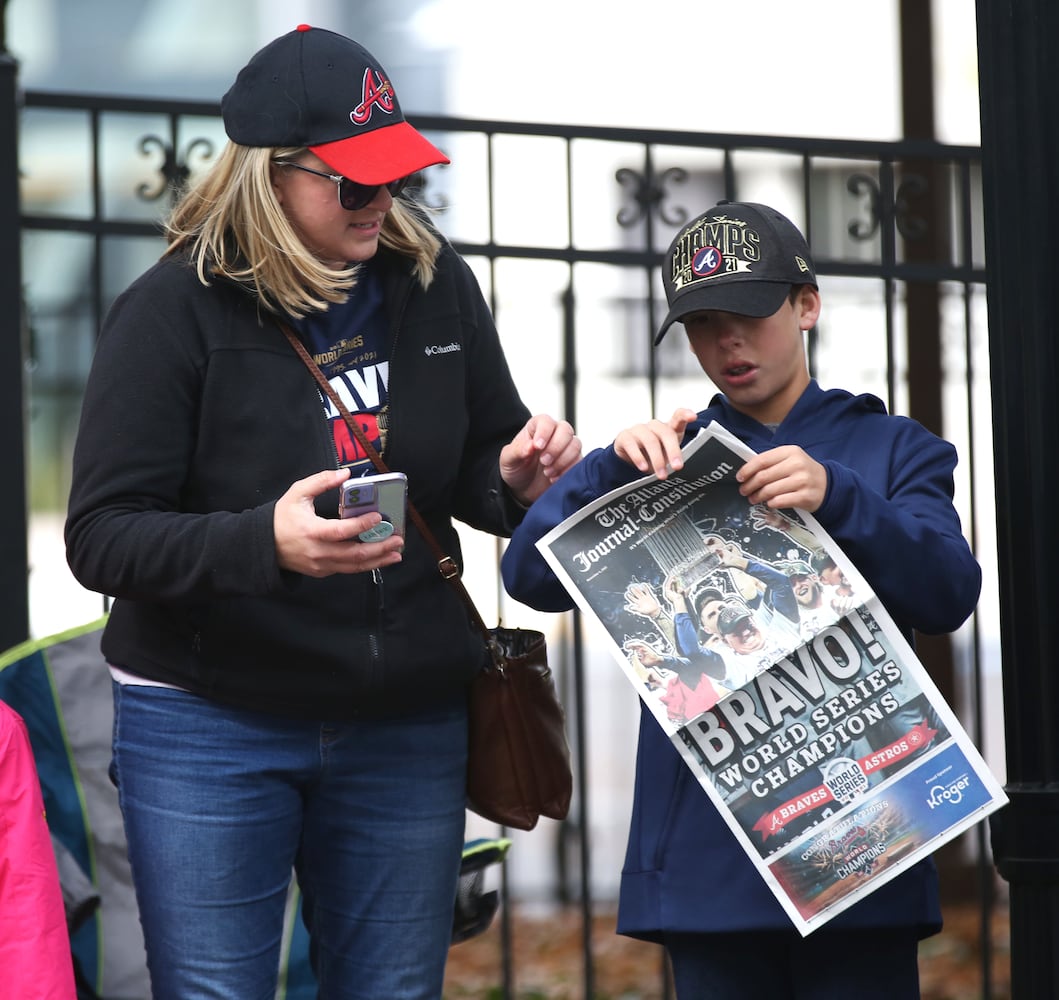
[654,201,818,344]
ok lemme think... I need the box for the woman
[64,25,580,1000]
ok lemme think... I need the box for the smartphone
[339,472,408,542]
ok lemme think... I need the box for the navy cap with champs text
[655,201,817,345]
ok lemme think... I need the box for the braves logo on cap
[351,69,396,126]
[691,246,724,279]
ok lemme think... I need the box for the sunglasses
[274,161,411,211]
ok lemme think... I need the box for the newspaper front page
[536,423,1006,935]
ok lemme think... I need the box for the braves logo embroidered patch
[351,69,396,125]
[691,246,724,278]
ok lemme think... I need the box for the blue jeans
[111,682,468,1000]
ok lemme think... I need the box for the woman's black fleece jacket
[65,244,532,719]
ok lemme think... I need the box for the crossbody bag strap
[277,319,495,643]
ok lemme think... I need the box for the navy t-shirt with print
[291,264,389,475]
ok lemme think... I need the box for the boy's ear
[796,285,822,330]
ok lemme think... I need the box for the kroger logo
[926,774,972,810]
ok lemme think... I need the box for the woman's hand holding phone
[274,469,404,577]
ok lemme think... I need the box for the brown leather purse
[279,322,573,830]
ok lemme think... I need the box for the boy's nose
[716,320,745,346]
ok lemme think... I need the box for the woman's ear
[270,164,287,206]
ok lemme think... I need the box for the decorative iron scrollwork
[846,170,931,243]
[894,173,928,241]
[136,136,216,203]
[405,170,448,213]
[615,166,689,228]
[846,172,881,241]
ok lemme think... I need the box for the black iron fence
[12,90,1002,998]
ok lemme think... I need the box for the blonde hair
[164,143,442,318]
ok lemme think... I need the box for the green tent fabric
[453,837,511,943]
[0,619,144,998]
[0,620,507,998]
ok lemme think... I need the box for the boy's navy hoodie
[502,381,981,938]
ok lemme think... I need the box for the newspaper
[536,422,1007,935]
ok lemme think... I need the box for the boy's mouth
[724,362,756,379]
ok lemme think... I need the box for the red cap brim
[310,121,449,184]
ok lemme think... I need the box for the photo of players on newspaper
[536,422,1006,935]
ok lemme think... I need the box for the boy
[501,201,981,998]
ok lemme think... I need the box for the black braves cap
[695,586,725,607]
[811,551,837,575]
[655,201,817,344]
[221,24,449,184]
[717,603,753,636]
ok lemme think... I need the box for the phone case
[339,471,408,541]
